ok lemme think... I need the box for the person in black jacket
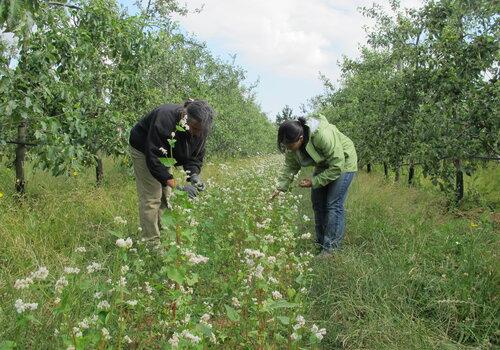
[129,99,214,240]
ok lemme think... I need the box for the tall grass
[0,157,498,348]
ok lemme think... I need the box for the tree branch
[46,1,82,10]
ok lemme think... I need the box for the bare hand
[269,190,281,202]
[166,178,176,188]
[299,178,312,188]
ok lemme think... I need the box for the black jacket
[129,104,205,185]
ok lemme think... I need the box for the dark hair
[183,99,215,139]
[277,117,308,153]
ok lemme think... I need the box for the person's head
[183,99,215,138]
[277,117,307,152]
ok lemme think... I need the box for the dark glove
[176,184,198,199]
[189,173,206,192]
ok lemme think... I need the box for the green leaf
[277,316,290,325]
[224,304,240,321]
[0,340,17,350]
[186,273,199,286]
[267,300,298,310]
[159,157,176,167]
[160,211,175,228]
[166,267,185,285]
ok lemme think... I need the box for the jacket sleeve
[311,129,344,188]
[184,140,205,176]
[145,110,177,185]
[276,151,301,191]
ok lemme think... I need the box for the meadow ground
[0,155,497,349]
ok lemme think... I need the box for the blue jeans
[311,172,356,251]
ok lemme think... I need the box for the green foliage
[0,0,274,186]
[0,156,497,348]
[311,0,499,199]
[275,104,294,126]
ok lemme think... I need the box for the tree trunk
[383,162,389,178]
[367,163,372,173]
[15,121,27,194]
[395,166,400,182]
[454,159,464,203]
[408,161,415,185]
[96,157,104,186]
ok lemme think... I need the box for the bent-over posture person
[129,100,214,241]
[273,114,357,256]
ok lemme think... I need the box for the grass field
[0,156,498,349]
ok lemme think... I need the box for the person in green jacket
[272,114,358,255]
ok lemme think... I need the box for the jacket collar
[304,116,323,162]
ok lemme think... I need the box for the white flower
[101,56,114,66]
[64,267,80,274]
[101,327,111,340]
[87,262,102,274]
[121,265,129,274]
[78,318,90,329]
[116,237,133,249]
[144,282,153,295]
[291,332,299,341]
[267,256,277,264]
[31,266,49,280]
[311,324,326,340]
[200,313,211,323]
[168,333,180,348]
[118,276,127,287]
[14,277,33,290]
[300,232,312,239]
[293,315,306,330]
[75,246,87,253]
[55,276,69,294]
[159,147,169,156]
[231,297,241,308]
[124,335,132,344]
[126,300,138,307]
[171,132,176,138]
[184,251,209,264]
[97,300,111,310]
[14,299,38,314]
[181,330,201,344]
[94,292,103,299]
[73,327,83,337]
[302,215,311,222]
[113,216,127,225]
[268,276,278,284]
[272,291,283,300]
[54,297,61,304]
[254,264,264,279]
[244,249,265,259]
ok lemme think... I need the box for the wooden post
[383,162,388,178]
[367,163,372,173]
[15,121,27,194]
[454,159,464,203]
[96,157,104,186]
[408,161,415,185]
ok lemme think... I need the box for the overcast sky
[168,0,424,120]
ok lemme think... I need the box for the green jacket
[276,114,358,190]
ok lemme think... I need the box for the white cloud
[172,0,424,117]
[175,0,424,79]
